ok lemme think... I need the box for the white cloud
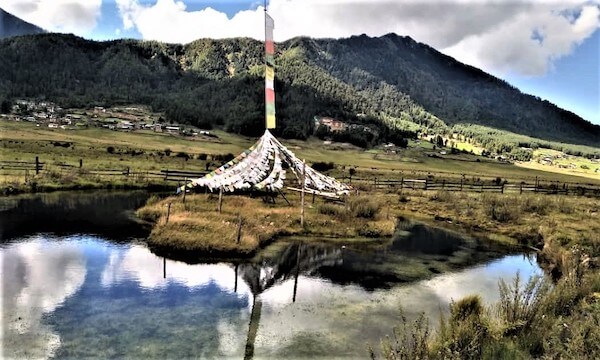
[0,0,102,35]
[114,0,599,76]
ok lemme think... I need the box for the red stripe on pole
[266,40,274,54]
[266,88,275,103]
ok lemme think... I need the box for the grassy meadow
[2,120,598,195]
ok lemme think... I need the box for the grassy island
[136,191,396,257]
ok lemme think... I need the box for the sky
[1,0,598,125]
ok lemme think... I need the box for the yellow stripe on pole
[266,114,276,129]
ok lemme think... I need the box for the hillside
[0,8,45,38]
[0,33,598,155]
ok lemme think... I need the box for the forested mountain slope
[0,8,45,38]
[0,32,598,150]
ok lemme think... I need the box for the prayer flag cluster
[177,130,350,196]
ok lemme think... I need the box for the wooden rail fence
[1,157,598,197]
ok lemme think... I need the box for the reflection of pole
[244,296,263,360]
[163,257,166,278]
[234,264,239,293]
[293,244,301,303]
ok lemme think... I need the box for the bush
[198,153,208,161]
[107,146,115,154]
[521,196,551,215]
[318,203,344,216]
[164,148,172,156]
[482,194,519,222]
[311,161,335,172]
[348,196,381,219]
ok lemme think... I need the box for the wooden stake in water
[300,160,306,227]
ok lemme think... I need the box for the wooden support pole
[218,186,224,213]
[166,202,172,224]
[301,160,306,227]
[236,214,243,243]
[35,156,40,175]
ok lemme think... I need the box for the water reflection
[1,237,87,359]
[1,235,540,359]
[0,191,150,241]
[1,191,541,359]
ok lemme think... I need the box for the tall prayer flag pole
[265,9,276,129]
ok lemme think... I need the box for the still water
[1,191,541,359]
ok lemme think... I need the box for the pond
[1,191,542,359]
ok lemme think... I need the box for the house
[165,126,180,134]
[315,116,346,132]
[48,123,58,128]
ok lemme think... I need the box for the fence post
[164,169,168,180]
[520,182,523,194]
[501,183,504,194]
[35,156,40,174]
[460,177,463,191]
[182,177,187,204]
[442,179,445,190]
[79,159,83,168]
[535,176,538,193]
[400,177,404,195]
[424,178,428,190]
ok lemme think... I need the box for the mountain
[0,33,598,155]
[0,8,45,38]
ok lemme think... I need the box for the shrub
[348,196,381,219]
[482,194,519,222]
[318,203,344,217]
[164,148,172,156]
[107,146,115,154]
[198,153,208,161]
[521,196,551,215]
[311,161,335,172]
[369,310,430,360]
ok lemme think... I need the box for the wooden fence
[1,157,598,197]
[0,157,206,183]
[344,176,600,197]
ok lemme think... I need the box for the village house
[315,116,346,132]
[165,126,180,134]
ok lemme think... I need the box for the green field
[1,120,599,193]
